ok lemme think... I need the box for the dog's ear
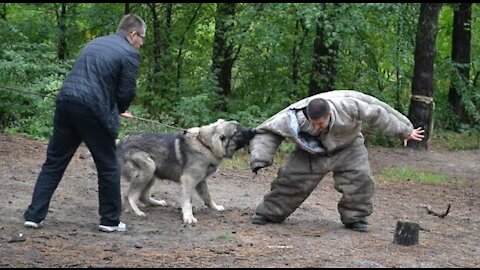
[199,124,227,158]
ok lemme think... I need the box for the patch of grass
[220,147,290,171]
[377,167,462,185]
[220,148,251,170]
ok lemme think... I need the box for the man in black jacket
[23,14,146,232]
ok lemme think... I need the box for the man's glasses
[135,32,145,40]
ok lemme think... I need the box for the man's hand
[121,111,134,118]
[403,127,425,147]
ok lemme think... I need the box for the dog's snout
[238,127,256,141]
[246,128,256,140]
[231,127,256,151]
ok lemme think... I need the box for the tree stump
[393,221,419,246]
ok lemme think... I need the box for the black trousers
[24,100,121,226]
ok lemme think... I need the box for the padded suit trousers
[255,138,374,225]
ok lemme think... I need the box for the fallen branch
[420,204,451,218]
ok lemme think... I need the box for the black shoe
[251,214,271,225]
[345,222,368,232]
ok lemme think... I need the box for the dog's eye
[220,135,226,141]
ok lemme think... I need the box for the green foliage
[2,74,64,139]
[174,93,218,128]
[1,3,479,145]
[0,21,70,135]
[0,91,33,131]
[335,3,418,115]
[222,106,264,128]
[168,72,222,128]
[364,132,400,148]
[119,104,178,137]
[4,97,55,140]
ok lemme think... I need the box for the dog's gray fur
[110,119,255,224]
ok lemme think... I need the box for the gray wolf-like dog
[86,119,255,224]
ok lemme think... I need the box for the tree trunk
[448,3,472,126]
[1,3,6,21]
[147,4,173,92]
[148,3,161,84]
[292,10,309,86]
[395,12,402,111]
[309,3,339,96]
[292,19,301,86]
[124,3,130,15]
[407,3,442,150]
[56,3,68,61]
[211,3,236,111]
[143,3,175,115]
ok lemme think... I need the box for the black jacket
[57,33,139,138]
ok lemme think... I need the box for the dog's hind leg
[121,176,131,213]
[196,180,225,212]
[125,152,156,217]
[126,178,148,217]
[139,177,167,207]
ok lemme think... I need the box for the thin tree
[211,3,236,111]
[309,3,339,96]
[146,3,173,93]
[291,6,309,86]
[1,3,6,20]
[147,3,161,86]
[448,3,472,127]
[407,3,442,150]
[56,3,68,61]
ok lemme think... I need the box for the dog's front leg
[180,174,197,224]
[196,180,224,212]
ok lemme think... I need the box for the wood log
[393,221,419,246]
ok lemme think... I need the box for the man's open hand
[403,127,425,146]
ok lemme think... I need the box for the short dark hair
[306,98,330,120]
[117,14,146,36]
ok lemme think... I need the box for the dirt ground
[0,132,479,268]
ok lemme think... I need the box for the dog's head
[198,119,256,159]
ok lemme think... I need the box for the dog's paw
[158,200,167,207]
[150,198,167,207]
[208,202,225,212]
[213,204,225,212]
[133,210,146,217]
[183,213,198,224]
